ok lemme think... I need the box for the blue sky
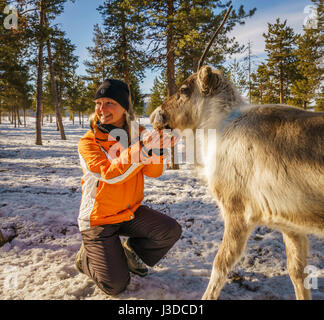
[55,0,315,94]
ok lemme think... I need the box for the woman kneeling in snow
[75,78,182,296]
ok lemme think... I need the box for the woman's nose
[101,102,111,110]
[96,104,102,114]
[98,103,107,113]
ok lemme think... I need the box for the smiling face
[95,97,126,128]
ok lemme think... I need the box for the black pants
[80,205,182,296]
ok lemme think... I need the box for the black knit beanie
[95,79,130,111]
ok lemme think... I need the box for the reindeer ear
[197,65,221,95]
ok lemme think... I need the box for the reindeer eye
[180,86,189,95]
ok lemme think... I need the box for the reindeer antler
[197,5,233,72]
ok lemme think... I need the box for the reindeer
[150,7,324,300]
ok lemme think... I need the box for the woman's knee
[171,220,182,240]
[98,274,130,296]
[162,219,182,243]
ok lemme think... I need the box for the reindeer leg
[282,231,311,300]
[202,214,252,300]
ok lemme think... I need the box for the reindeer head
[150,6,234,131]
[150,65,233,131]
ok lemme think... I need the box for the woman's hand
[141,129,180,150]
[140,129,181,165]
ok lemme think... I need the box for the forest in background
[0,0,323,146]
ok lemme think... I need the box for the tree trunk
[18,107,22,126]
[166,0,176,98]
[260,86,263,104]
[50,113,52,123]
[248,41,252,104]
[46,18,66,141]
[16,106,22,127]
[72,112,74,125]
[35,0,45,145]
[13,106,16,128]
[23,106,26,127]
[17,107,20,128]
[41,103,44,126]
[279,63,284,104]
[166,0,179,170]
[121,17,135,121]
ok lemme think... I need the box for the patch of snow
[0,117,323,300]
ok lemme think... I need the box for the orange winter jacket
[77,120,165,231]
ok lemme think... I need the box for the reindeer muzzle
[150,107,170,130]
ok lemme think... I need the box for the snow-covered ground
[0,117,323,300]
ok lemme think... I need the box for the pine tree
[66,74,92,126]
[315,87,324,111]
[51,31,78,114]
[0,0,31,127]
[35,0,45,144]
[250,63,278,104]
[146,1,253,169]
[242,41,257,103]
[226,59,247,96]
[46,24,66,139]
[96,0,149,120]
[97,0,147,83]
[145,1,255,169]
[311,0,324,111]
[176,2,256,75]
[83,24,111,119]
[16,0,76,144]
[42,75,55,119]
[146,1,256,85]
[129,77,144,117]
[261,64,279,104]
[263,18,297,104]
[84,24,111,85]
[147,75,168,115]
[289,29,322,109]
[66,73,80,124]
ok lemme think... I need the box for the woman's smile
[100,113,113,123]
[95,97,126,127]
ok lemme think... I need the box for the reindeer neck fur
[198,83,249,133]
[195,82,249,180]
